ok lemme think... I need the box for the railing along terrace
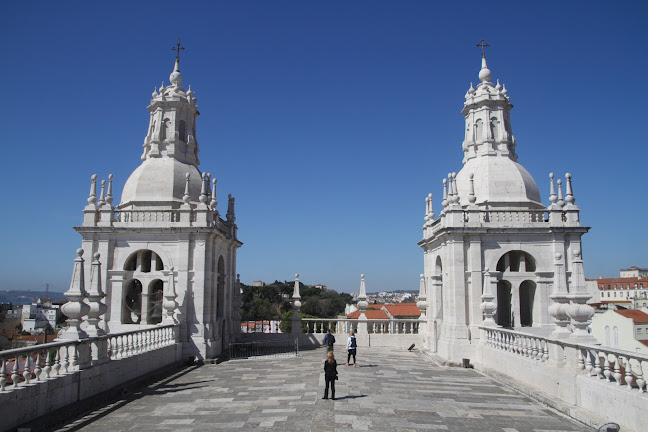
[476,210,548,225]
[229,339,299,360]
[240,320,284,333]
[481,326,648,393]
[301,318,420,335]
[115,209,182,224]
[0,325,177,392]
[483,327,550,362]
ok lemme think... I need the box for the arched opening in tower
[519,280,536,327]
[148,279,164,324]
[496,280,512,328]
[123,279,143,324]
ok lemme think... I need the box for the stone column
[548,252,571,338]
[58,249,91,369]
[480,269,497,326]
[86,253,109,364]
[356,274,369,335]
[567,247,595,341]
[290,274,302,337]
[162,267,179,325]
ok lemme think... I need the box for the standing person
[323,328,335,352]
[323,351,338,400]
[346,330,357,367]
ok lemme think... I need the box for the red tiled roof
[347,309,389,319]
[382,303,421,318]
[639,340,648,348]
[615,310,648,324]
[600,300,631,304]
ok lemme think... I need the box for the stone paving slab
[45,347,592,432]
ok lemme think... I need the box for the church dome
[455,156,543,209]
[119,157,202,208]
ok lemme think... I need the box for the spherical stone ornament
[170,71,183,86]
[479,67,491,82]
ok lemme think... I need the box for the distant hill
[0,290,67,306]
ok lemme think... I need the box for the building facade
[591,309,648,354]
[73,54,242,359]
[418,53,594,362]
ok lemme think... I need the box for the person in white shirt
[345,331,357,367]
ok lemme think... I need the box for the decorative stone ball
[479,67,491,82]
[170,71,183,86]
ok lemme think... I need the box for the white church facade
[74,52,242,360]
[418,52,594,362]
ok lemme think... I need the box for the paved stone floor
[47,347,592,432]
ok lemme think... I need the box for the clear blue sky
[1,1,646,293]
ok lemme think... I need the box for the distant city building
[620,266,648,278]
[20,298,60,333]
[594,276,648,302]
[252,281,266,287]
[314,284,327,290]
[591,309,648,354]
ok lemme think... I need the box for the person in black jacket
[323,351,338,400]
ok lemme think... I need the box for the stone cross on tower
[476,39,490,58]
[172,37,185,62]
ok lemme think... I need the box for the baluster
[593,352,603,379]
[635,360,646,393]
[523,337,529,357]
[577,349,585,371]
[53,349,61,376]
[43,350,52,379]
[531,338,539,360]
[70,345,78,370]
[603,355,612,382]
[624,357,635,390]
[23,354,32,383]
[135,332,141,354]
[584,350,593,376]
[0,358,7,391]
[34,352,42,381]
[542,340,549,362]
[613,354,623,385]
[12,356,20,388]
[128,334,134,356]
[61,346,70,373]
[118,335,125,359]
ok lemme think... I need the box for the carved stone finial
[442,178,448,208]
[210,178,217,208]
[557,179,564,207]
[87,174,98,205]
[468,173,477,204]
[564,173,575,205]
[97,180,106,207]
[549,173,557,205]
[183,173,191,204]
[106,174,114,205]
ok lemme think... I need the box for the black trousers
[324,378,335,398]
[347,349,356,364]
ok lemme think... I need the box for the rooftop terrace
[42,347,590,432]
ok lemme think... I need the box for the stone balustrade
[115,209,183,225]
[479,209,547,225]
[483,327,550,362]
[0,324,182,430]
[301,318,420,335]
[478,326,648,432]
[578,344,647,393]
[0,324,178,393]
